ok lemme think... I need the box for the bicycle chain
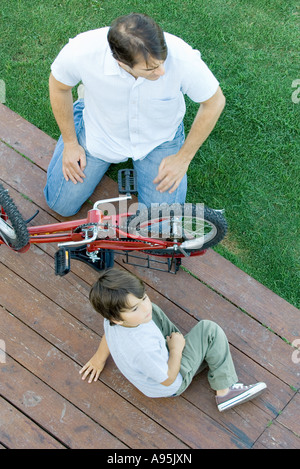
[73,222,99,233]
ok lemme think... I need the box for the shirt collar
[103,45,121,76]
[103,45,145,83]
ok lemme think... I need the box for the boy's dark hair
[107,13,168,68]
[89,268,145,325]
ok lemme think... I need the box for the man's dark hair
[107,13,167,67]
[89,268,145,325]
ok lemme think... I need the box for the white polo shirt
[103,315,183,398]
[51,27,219,162]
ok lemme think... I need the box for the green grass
[1,0,299,307]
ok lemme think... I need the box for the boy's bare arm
[80,334,110,383]
[161,332,185,386]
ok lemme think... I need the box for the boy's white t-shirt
[51,27,219,162]
[104,315,183,398]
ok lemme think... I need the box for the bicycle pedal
[54,248,71,276]
[118,169,137,194]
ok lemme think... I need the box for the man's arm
[161,332,185,386]
[153,86,226,193]
[79,334,110,383]
[49,73,86,183]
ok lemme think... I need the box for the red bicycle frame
[25,207,179,254]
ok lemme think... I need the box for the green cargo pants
[151,304,238,395]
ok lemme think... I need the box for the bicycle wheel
[0,183,30,251]
[125,203,227,256]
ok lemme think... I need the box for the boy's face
[114,293,152,327]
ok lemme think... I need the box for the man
[44,13,225,217]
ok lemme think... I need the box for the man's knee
[46,200,80,218]
[44,185,81,218]
[54,205,80,218]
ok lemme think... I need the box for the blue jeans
[44,100,187,217]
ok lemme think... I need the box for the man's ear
[117,60,132,73]
[117,60,126,68]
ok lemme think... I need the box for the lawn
[1,0,299,308]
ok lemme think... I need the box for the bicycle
[0,169,227,275]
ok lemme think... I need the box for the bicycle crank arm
[176,245,189,257]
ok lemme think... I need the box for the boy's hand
[79,358,106,383]
[166,332,186,353]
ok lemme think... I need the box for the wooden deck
[0,102,299,450]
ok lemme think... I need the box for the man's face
[118,56,165,81]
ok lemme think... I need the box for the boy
[80,268,267,411]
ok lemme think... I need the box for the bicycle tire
[0,183,30,251]
[124,203,227,256]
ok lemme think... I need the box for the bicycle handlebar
[93,194,132,209]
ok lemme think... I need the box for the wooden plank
[182,252,300,344]
[0,397,65,449]
[0,141,50,211]
[0,138,95,221]
[0,140,54,206]
[0,103,55,167]
[253,421,300,449]
[0,357,126,449]
[276,393,300,437]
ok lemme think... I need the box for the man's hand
[49,73,86,184]
[153,87,226,194]
[153,153,190,194]
[62,141,86,184]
